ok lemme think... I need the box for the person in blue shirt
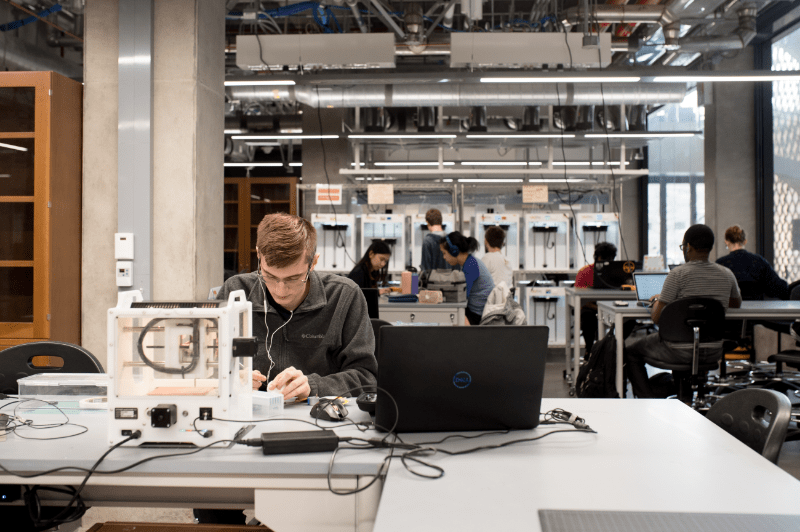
[439,232,495,325]
[716,225,789,300]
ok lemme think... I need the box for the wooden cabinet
[224,177,298,275]
[0,72,82,348]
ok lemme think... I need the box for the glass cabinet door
[0,80,46,338]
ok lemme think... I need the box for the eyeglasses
[261,266,311,289]
[679,243,686,251]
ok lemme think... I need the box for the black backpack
[576,326,619,398]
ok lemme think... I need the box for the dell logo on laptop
[453,371,472,389]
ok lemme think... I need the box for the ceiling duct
[576,106,595,131]
[363,108,388,132]
[229,83,687,108]
[468,107,487,132]
[553,107,578,132]
[627,105,647,132]
[664,4,757,53]
[418,107,437,132]
[521,107,540,132]
[1,33,83,80]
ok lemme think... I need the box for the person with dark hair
[482,225,513,288]
[716,225,789,300]
[348,240,392,294]
[624,224,741,398]
[573,242,618,354]
[421,208,452,271]
[574,242,617,289]
[440,232,495,325]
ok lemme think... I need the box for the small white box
[115,233,134,260]
[116,261,132,287]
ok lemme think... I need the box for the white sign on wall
[523,185,548,203]
[315,184,343,205]
[368,184,394,205]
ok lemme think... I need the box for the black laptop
[593,260,636,289]
[375,326,549,432]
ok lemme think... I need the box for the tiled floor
[75,351,799,530]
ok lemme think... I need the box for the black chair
[643,298,726,406]
[706,388,791,464]
[0,341,104,395]
[370,318,392,362]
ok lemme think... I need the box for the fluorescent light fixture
[224,129,246,134]
[653,74,800,82]
[461,161,527,166]
[374,162,455,166]
[458,178,524,183]
[0,142,28,152]
[245,142,281,147]
[552,161,627,166]
[348,134,457,139]
[481,77,640,83]
[442,179,454,182]
[585,132,695,138]
[289,162,303,167]
[0,174,10,178]
[528,178,586,183]
[232,135,338,140]
[355,177,392,181]
[224,162,284,167]
[224,80,295,86]
[351,162,366,167]
[466,134,576,139]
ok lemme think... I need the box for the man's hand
[268,366,310,400]
[252,369,267,391]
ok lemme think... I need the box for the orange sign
[315,184,342,205]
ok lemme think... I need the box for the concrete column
[302,106,350,186]
[152,0,224,301]
[82,0,224,367]
[704,48,757,260]
[82,0,120,365]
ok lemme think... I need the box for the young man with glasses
[623,224,741,398]
[216,213,377,401]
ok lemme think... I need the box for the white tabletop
[565,287,638,301]
[597,299,800,319]
[378,301,466,310]
[373,398,800,532]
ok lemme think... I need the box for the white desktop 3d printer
[106,289,257,447]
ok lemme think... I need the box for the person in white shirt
[482,226,513,288]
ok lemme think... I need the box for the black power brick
[237,430,340,455]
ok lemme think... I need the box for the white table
[3,399,800,532]
[597,300,800,397]
[373,398,800,531]
[564,288,637,392]
[379,301,466,326]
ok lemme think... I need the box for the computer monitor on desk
[593,260,636,289]
[375,326,548,432]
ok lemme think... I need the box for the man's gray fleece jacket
[218,271,377,397]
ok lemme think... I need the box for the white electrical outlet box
[116,261,132,287]
[115,233,134,260]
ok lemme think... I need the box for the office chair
[370,318,392,362]
[643,298,725,407]
[0,341,104,395]
[706,388,791,464]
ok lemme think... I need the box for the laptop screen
[634,273,668,301]
[376,326,548,432]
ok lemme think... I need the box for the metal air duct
[229,83,687,108]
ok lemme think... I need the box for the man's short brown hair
[256,213,317,268]
[425,208,443,227]
[484,226,506,249]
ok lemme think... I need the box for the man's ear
[310,253,320,270]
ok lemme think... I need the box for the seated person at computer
[574,242,617,354]
[218,213,377,398]
[348,240,392,295]
[716,224,789,300]
[440,232,495,325]
[482,226,514,288]
[624,224,741,398]
[421,208,452,270]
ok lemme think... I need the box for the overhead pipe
[229,83,687,108]
[664,4,757,53]
[0,33,83,80]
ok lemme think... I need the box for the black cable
[136,318,211,375]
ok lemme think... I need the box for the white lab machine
[575,212,620,267]
[523,213,570,270]
[473,213,520,270]
[311,213,356,272]
[360,214,407,272]
[410,213,455,270]
[107,290,256,447]
[527,285,566,346]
